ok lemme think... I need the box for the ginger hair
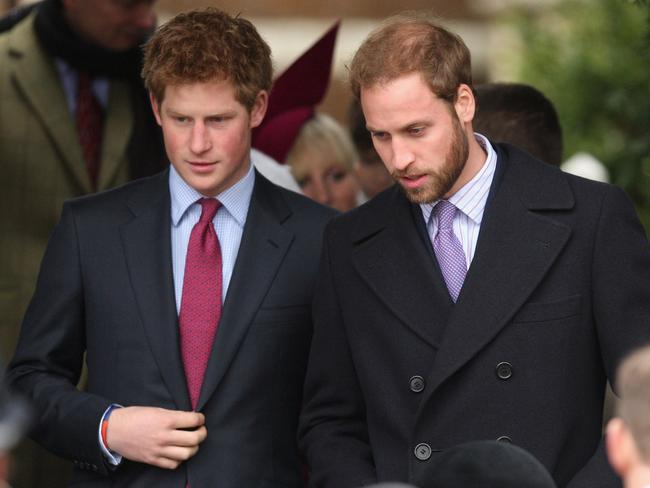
[142,7,272,110]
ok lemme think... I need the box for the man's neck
[445,130,487,198]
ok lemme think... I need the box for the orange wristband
[101,418,109,446]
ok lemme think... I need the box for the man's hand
[106,406,207,469]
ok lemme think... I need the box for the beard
[393,116,469,204]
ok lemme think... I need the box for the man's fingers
[159,444,200,462]
[151,456,182,470]
[165,425,208,447]
[167,410,205,429]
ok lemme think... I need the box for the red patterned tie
[179,198,223,410]
[75,71,103,190]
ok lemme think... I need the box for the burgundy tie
[179,198,223,410]
[75,70,103,190]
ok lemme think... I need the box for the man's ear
[454,83,476,124]
[249,90,268,129]
[606,417,638,477]
[149,93,162,126]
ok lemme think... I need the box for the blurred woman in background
[286,113,361,212]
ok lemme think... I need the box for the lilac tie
[432,201,467,302]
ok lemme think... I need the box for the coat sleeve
[568,184,650,488]
[299,221,377,488]
[6,202,113,474]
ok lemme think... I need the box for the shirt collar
[169,161,255,227]
[420,132,496,225]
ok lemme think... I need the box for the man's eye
[371,132,388,141]
[409,127,424,136]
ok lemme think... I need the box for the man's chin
[398,183,438,204]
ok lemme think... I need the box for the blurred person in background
[0,367,31,488]
[253,22,362,212]
[473,82,609,183]
[606,345,650,488]
[473,82,563,166]
[0,1,165,486]
[348,98,394,200]
[286,112,361,212]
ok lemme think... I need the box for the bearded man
[298,12,650,488]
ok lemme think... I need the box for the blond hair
[286,113,358,180]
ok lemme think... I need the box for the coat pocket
[511,295,581,323]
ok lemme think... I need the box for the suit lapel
[97,79,133,190]
[422,147,574,402]
[196,173,294,410]
[119,171,191,411]
[7,14,90,192]
[352,188,452,349]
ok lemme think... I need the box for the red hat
[252,21,340,163]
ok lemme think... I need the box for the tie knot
[198,198,221,222]
[434,200,457,230]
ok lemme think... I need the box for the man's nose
[189,123,211,154]
[391,137,414,172]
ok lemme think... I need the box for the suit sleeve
[7,202,113,474]
[299,225,376,488]
[299,222,377,488]
[568,184,650,488]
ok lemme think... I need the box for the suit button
[497,435,512,443]
[414,443,432,461]
[409,375,425,393]
[91,464,98,471]
[496,362,513,380]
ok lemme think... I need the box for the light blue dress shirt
[169,162,254,311]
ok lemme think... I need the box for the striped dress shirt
[420,133,497,269]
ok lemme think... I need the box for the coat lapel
[352,188,452,349]
[196,173,294,410]
[422,146,574,402]
[119,171,191,411]
[97,79,133,190]
[7,14,90,193]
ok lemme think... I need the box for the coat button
[414,443,432,461]
[496,362,513,380]
[496,435,512,443]
[409,375,425,393]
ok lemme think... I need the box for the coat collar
[350,143,574,394]
[420,143,574,407]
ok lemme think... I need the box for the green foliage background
[511,0,650,230]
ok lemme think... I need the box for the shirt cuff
[98,404,123,466]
